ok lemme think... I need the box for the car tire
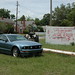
[12,47,20,57]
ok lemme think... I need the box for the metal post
[50,0,52,26]
[16,1,19,32]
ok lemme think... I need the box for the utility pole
[16,1,19,32]
[50,0,52,26]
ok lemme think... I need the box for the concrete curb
[43,48,75,56]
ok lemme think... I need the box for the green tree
[34,18,40,26]
[66,3,72,14]
[60,19,73,26]
[37,26,44,32]
[0,22,14,33]
[0,8,10,18]
[72,2,75,8]
[18,15,25,21]
[6,24,14,33]
[67,9,75,25]
[52,20,61,26]
[52,2,75,26]
[53,4,66,21]
[10,14,15,19]
[40,13,50,26]
[20,15,25,20]
[0,22,7,33]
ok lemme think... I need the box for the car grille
[22,45,42,49]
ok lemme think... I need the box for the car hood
[12,40,42,46]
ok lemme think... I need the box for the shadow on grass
[21,54,44,58]
[0,52,44,58]
[0,52,12,56]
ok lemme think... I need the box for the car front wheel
[12,47,20,57]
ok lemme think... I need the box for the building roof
[0,18,14,24]
[25,21,34,26]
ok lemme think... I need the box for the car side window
[0,35,3,41]
[0,35,8,41]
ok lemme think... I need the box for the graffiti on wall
[46,26,75,45]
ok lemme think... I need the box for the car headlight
[22,46,29,49]
[39,46,41,48]
[22,47,25,49]
[22,45,42,49]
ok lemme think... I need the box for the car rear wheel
[12,47,20,57]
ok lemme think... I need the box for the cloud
[0,0,75,19]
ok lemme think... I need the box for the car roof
[0,34,19,36]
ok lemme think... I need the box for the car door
[0,34,12,53]
[0,34,4,52]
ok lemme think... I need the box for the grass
[38,34,45,37]
[0,39,75,75]
[40,39,75,52]
[0,53,75,75]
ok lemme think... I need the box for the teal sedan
[0,34,43,57]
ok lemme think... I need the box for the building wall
[16,20,35,33]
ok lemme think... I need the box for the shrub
[23,29,29,34]
[70,42,74,46]
[37,26,44,32]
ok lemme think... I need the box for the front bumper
[20,49,43,57]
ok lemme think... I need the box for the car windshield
[7,35,27,42]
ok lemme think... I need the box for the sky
[0,0,75,19]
